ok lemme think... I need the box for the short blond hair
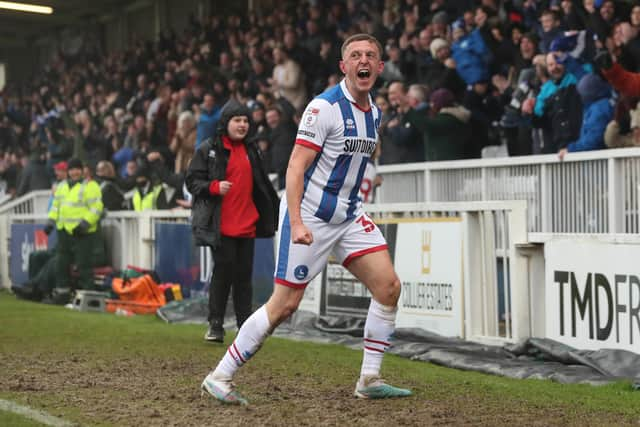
[178,110,195,130]
[341,34,383,59]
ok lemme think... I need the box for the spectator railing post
[608,157,623,233]
[462,210,484,338]
[139,211,153,270]
[0,214,9,289]
[481,168,488,201]
[508,201,530,341]
[424,165,431,202]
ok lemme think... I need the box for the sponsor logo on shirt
[343,138,376,154]
[345,118,356,131]
[297,129,316,138]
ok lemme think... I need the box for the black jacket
[534,84,583,153]
[149,158,185,210]
[97,177,125,211]
[185,137,279,248]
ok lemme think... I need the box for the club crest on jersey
[294,265,309,280]
[303,113,317,127]
[303,107,319,127]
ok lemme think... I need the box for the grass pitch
[0,290,638,426]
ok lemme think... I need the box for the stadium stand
[2,0,640,204]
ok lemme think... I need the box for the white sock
[212,305,271,380]
[360,298,397,379]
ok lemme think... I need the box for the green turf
[0,409,47,427]
[0,290,638,426]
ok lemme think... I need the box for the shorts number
[356,215,375,233]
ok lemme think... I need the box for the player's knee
[272,300,299,325]
[283,301,299,319]
[377,277,401,306]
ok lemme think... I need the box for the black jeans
[208,236,255,328]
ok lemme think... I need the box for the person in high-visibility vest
[44,158,103,292]
[126,164,162,211]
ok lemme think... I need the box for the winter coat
[390,105,427,163]
[96,177,124,211]
[566,74,613,153]
[602,63,640,98]
[185,136,279,248]
[537,84,583,153]
[405,105,471,161]
[196,106,222,148]
[269,121,297,176]
[16,158,51,197]
[272,59,307,111]
[423,60,466,99]
[566,98,612,152]
[533,57,592,117]
[534,73,577,117]
[451,29,492,85]
[539,28,563,54]
[170,126,196,174]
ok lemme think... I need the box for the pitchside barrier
[297,201,530,346]
[2,201,529,346]
[2,145,640,353]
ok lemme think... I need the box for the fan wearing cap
[186,103,279,343]
[45,161,69,213]
[45,158,103,295]
[50,161,67,193]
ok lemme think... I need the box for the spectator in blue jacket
[195,93,221,148]
[451,25,492,86]
[558,73,614,159]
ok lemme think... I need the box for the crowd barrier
[2,147,640,353]
[376,147,640,235]
[2,201,528,345]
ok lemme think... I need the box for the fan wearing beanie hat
[67,157,83,171]
[432,11,449,26]
[429,88,456,112]
[186,100,279,343]
[422,38,466,101]
[431,11,449,38]
[430,38,450,60]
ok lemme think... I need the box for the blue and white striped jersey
[293,79,381,224]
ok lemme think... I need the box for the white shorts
[274,204,388,288]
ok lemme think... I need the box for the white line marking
[0,398,76,427]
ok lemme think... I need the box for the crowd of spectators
[1,0,640,205]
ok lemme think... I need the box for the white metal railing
[0,190,52,216]
[366,201,529,344]
[5,202,529,344]
[2,210,192,289]
[376,147,640,234]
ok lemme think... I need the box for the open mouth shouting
[357,69,371,81]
